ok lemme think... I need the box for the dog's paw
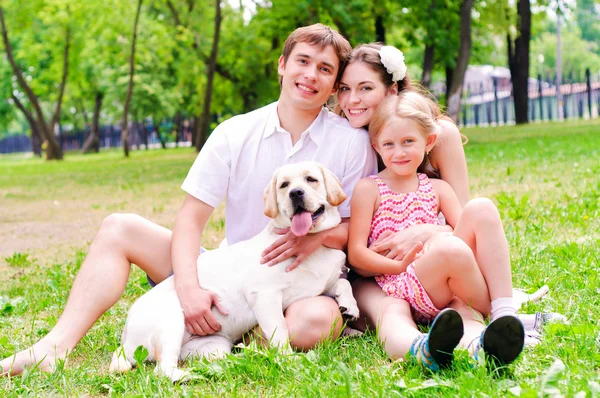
[170,369,191,383]
[339,304,359,322]
[109,349,132,373]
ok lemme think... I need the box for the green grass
[1,119,600,396]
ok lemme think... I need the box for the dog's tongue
[291,211,312,236]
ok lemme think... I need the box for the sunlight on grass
[1,120,599,396]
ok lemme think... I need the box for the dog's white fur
[109,161,359,382]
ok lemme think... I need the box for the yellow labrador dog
[110,161,359,382]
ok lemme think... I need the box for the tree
[575,0,600,50]
[196,0,222,151]
[121,0,143,157]
[446,0,474,122]
[0,4,69,160]
[507,0,531,124]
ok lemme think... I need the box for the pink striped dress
[367,173,442,322]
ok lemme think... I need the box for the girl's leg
[452,198,512,300]
[352,278,463,370]
[450,296,524,366]
[413,236,491,316]
[1,214,174,376]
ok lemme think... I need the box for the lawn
[0,119,599,396]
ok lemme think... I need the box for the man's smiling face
[277,42,339,111]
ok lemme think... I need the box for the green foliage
[1,0,599,144]
[531,24,600,78]
[4,252,36,268]
[575,0,600,47]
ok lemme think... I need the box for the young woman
[348,92,524,370]
[337,43,525,369]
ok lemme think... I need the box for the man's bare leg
[244,296,344,351]
[285,296,343,350]
[0,214,173,376]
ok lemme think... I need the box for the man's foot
[0,341,67,376]
[409,308,464,371]
[470,315,525,367]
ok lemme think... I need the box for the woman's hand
[369,224,444,260]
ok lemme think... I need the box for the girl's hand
[391,241,423,273]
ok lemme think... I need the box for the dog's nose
[289,188,304,200]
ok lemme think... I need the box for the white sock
[490,297,516,322]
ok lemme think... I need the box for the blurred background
[0,0,598,159]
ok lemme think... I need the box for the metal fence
[0,121,192,154]
[460,68,600,127]
[2,69,599,154]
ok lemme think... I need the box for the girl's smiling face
[374,118,437,176]
[338,62,396,128]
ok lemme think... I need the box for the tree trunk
[192,115,201,148]
[507,0,531,124]
[446,0,474,122]
[140,121,149,150]
[11,94,42,156]
[422,44,435,88]
[445,66,454,103]
[82,92,103,153]
[0,6,64,160]
[121,0,143,157]
[50,28,70,136]
[421,0,437,88]
[375,14,385,43]
[196,0,222,152]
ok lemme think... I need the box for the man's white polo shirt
[181,102,377,245]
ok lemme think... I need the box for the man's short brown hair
[280,23,352,84]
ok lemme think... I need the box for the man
[1,23,378,376]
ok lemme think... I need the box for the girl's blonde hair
[369,91,442,174]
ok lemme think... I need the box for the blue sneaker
[470,315,525,367]
[410,308,464,371]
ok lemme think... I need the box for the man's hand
[179,286,228,336]
[261,228,324,272]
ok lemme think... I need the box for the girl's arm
[348,178,421,275]
[430,179,463,228]
[430,120,470,207]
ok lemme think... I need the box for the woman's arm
[430,120,470,207]
[348,179,421,274]
[430,179,463,228]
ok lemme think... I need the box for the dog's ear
[319,164,347,206]
[263,172,279,219]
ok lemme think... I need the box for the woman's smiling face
[338,62,394,129]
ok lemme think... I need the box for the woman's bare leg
[448,298,485,351]
[1,214,173,376]
[352,278,420,359]
[452,198,513,300]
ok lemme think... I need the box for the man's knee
[286,296,342,351]
[97,213,142,246]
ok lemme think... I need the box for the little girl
[348,92,524,371]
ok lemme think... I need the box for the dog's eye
[306,176,318,183]
[280,182,289,189]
